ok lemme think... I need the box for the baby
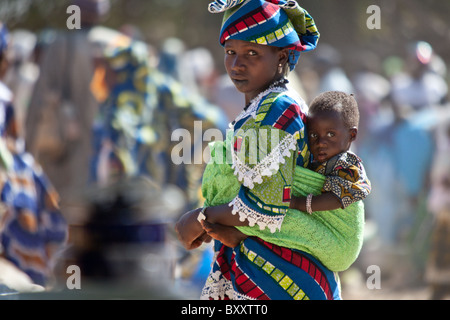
[290,91,371,213]
[198,90,371,272]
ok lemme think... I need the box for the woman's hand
[200,219,248,248]
[175,208,212,250]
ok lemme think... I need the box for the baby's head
[307,91,359,163]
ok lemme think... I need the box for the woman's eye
[226,50,235,55]
[248,50,257,56]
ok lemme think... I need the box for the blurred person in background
[0,22,67,296]
[310,43,354,97]
[212,73,243,123]
[426,117,450,299]
[89,36,229,295]
[158,38,217,101]
[391,41,448,113]
[90,38,228,209]
[357,41,447,287]
[387,41,446,249]
[24,0,111,226]
[180,46,219,103]
[158,38,240,127]
[52,176,188,299]
[350,50,391,152]
[157,37,186,83]
[347,50,391,250]
[2,29,39,139]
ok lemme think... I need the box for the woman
[176,0,345,300]
[0,23,67,291]
[90,40,227,200]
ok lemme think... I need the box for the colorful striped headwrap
[208,0,319,71]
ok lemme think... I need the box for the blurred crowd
[297,41,450,299]
[0,0,449,299]
[0,0,230,298]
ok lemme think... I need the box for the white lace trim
[229,195,284,233]
[200,271,257,300]
[229,86,287,129]
[200,270,234,300]
[231,132,297,189]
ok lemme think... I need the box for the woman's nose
[231,55,245,71]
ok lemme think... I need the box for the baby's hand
[200,220,247,248]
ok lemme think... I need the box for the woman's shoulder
[257,88,308,131]
[258,88,307,113]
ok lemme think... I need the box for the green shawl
[202,141,364,272]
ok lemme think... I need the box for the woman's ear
[278,48,289,66]
[349,127,358,141]
[277,48,290,76]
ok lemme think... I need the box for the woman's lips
[232,78,247,85]
[230,73,247,83]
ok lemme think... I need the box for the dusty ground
[339,241,449,300]
[340,267,433,300]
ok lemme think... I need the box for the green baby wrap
[202,141,364,272]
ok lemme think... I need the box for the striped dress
[0,83,67,287]
[200,87,341,300]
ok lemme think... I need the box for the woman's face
[308,110,357,163]
[224,39,286,104]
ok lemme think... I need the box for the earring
[278,63,283,74]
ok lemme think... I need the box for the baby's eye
[327,132,335,137]
[309,133,318,139]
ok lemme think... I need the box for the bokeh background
[1,0,450,300]
[3,0,450,74]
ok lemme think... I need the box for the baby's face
[307,110,356,163]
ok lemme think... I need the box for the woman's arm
[199,204,250,248]
[202,203,250,226]
[175,203,250,250]
[290,192,343,213]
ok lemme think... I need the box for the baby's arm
[200,219,248,248]
[290,192,342,213]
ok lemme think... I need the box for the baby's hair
[308,91,359,129]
